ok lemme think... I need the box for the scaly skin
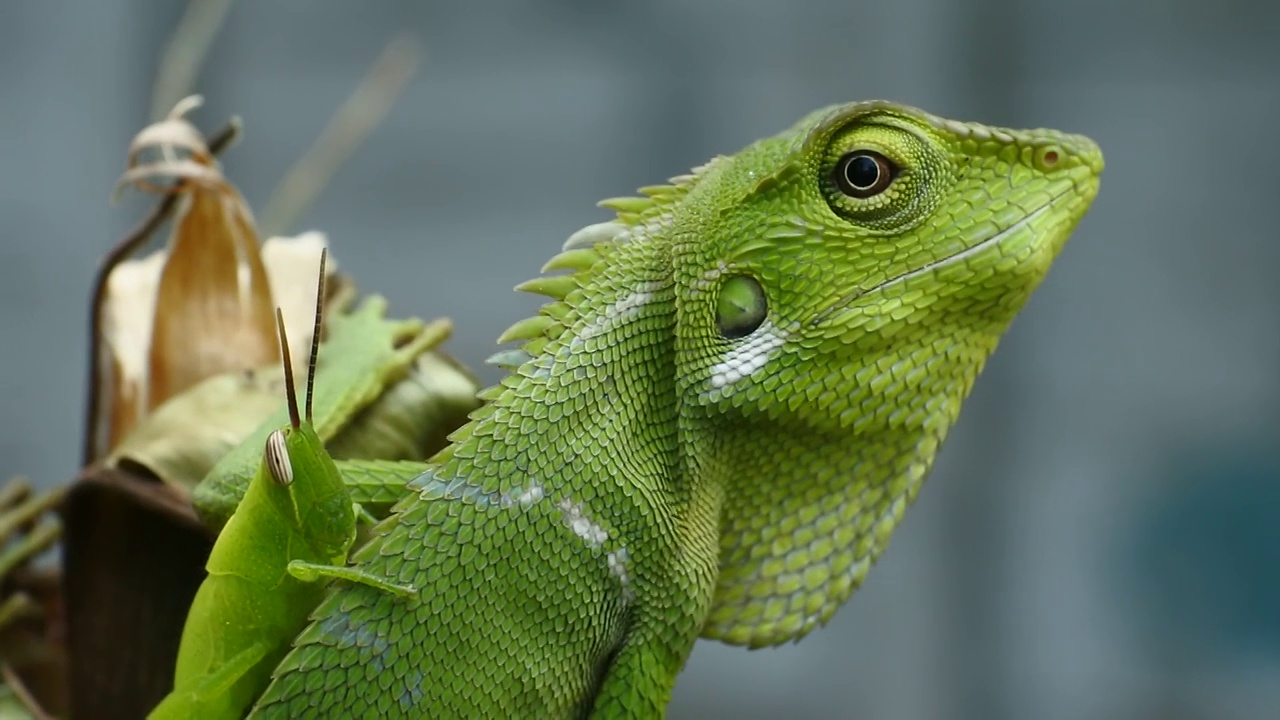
[249,100,1103,718]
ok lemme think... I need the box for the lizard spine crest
[480,158,725,376]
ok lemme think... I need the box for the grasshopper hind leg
[286,560,417,599]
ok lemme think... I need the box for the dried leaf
[102,234,342,494]
[86,117,242,464]
[145,186,277,409]
[106,366,285,498]
[99,252,165,454]
[125,100,278,411]
[98,97,343,454]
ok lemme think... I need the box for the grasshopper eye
[716,275,767,339]
[264,429,294,486]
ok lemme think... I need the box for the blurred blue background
[1,1,1277,718]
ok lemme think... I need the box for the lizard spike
[514,274,578,301]
[541,303,570,322]
[636,184,675,197]
[521,337,550,356]
[562,221,627,251]
[597,196,653,214]
[540,248,600,273]
[485,349,532,371]
[496,315,555,345]
[688,156,726,175]
[454,403,501,438]
[475,385,506,402]
[445,422,474,444]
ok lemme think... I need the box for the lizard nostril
[1033,144,1065,172]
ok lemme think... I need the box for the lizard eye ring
[834,151,896,198]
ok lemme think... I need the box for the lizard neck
[446,225,723,595]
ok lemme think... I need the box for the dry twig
[259,34,424,236]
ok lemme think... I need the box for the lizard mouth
[869,200,1054,295]
[807,186,1076,329]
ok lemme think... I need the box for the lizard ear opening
[716,275,767,340]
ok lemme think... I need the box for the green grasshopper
[190,288,473,532]
[148,251,417,720]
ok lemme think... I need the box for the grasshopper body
[148,251,411,720]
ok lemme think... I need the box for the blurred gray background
[2,1,1278,718]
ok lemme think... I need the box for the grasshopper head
[260,248,357,561]
[262,422,356,561]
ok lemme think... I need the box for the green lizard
[248,99,1103,718]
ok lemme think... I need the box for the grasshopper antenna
[305,248,327,424]
[276,308,301,430]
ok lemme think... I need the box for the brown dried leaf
[97,229,340,458]
[103,95,282,441]
[103,234,341,491]
[131,95,209,160]
[115,159,224,196]
[145,183,278,410]
[86,116,242,464]
[99,252,165,455]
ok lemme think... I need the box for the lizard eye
[716,275,767,339]
[264,429,294,486]
[834,151,896,198]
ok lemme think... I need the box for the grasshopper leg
[286,560,417,598]
[352,503,380,527]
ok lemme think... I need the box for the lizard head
[490,100,1101,649]
[672,101,1103,429]
[663,101,1103,646]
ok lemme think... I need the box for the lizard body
[249,100,1103,718]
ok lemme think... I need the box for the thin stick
[0,488,64,544]
[149,0,237,122]
[258,34,423,237]
[0,477,31,512]
[82,121,242,466]
[0,661,53,720]
[0,594,39,633]
[0,522,60,586]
